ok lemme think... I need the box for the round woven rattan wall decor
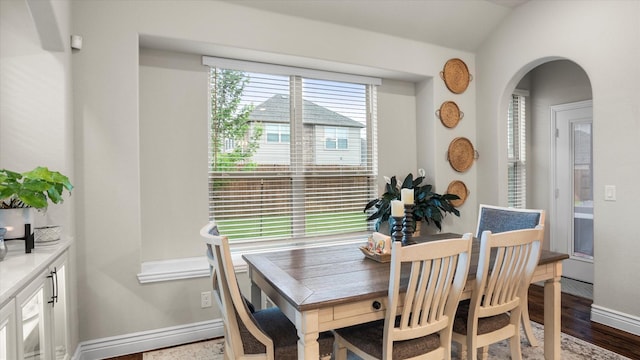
[440,58,473,94]
[447,180,469,207]
[436,101,464,128]
[447,137,477,172]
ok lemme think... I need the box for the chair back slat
[475,226,543,318]
[383,234,473,357]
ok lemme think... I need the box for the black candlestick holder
[11,223,35,253]
[392,216,403,243]
[402,205,416,246]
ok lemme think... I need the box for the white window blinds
[507,92,527,208]
[204,56,379,245]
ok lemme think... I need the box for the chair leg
[521,301,539,347]
[521,314,539,347]
[466,338,477,360]
[459,345,467,360]
[480,346,488,360]
[223,342,232,360]
[509,333,523,360]
[333,335,348,360]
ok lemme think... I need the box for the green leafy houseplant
[364,171,460,232]
[0,167,73,209]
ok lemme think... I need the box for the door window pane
[572,122,593,259]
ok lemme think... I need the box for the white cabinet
[0,242,70,360]
[16,269,49,360]
[1,299,17,360]
[49,255,69,360]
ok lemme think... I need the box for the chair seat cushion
[245,307,333,359]
[452,300,511,335]
[334,319,441,360]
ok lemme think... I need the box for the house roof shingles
[249,94,364,128]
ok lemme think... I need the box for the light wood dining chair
[475,204,545,347]
[452,226,543,360]
[333,234,474,360]
[200,222,333,360]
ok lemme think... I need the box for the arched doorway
[506,59,594,286]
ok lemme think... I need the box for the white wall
[476,0,640,331]
[72,0,476,341]
[0,0,78,352]
[139,48,210,261]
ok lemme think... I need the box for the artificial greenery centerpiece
[364,171,460,232]
[0,167,73,209]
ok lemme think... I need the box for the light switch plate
[604,185,616,201]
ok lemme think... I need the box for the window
[266,124,290,143]
[204,56,380,246]
[324,127,348,150]
[507,91,528,208]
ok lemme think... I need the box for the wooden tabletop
[243,233,569,312]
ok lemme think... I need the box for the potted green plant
[364,171,460,233]
[0,167,73,239]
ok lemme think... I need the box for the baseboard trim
[72,319,224,360]
[591,304,640,337]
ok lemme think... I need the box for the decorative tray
[447,137,478,172]
[359,246,391,263]
[436,101,464,128]
[447,180,469,207]
[440,58,473,94]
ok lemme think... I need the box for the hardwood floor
[527,284,640,359]
[106,285,640,359]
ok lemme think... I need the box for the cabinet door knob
[372,300,382,310]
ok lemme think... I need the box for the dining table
[242,233,569,360]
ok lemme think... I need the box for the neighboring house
[247,94,365,166]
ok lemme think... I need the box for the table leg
[296,309,320,359]
[543,262,562,360]
[248,268,262,310]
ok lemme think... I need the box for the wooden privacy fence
[209,165,374,217]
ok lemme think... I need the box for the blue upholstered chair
[475,204,545,347]
[476,204,545,237]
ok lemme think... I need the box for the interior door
[551,100,594,283]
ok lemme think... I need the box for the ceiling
[225,0,529,52]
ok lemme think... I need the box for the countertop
[0,238,71,306]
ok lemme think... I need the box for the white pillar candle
[401,188,414,205]
[391,200,404,217]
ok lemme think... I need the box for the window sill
[136,235,366,284]
[136,254,248,284]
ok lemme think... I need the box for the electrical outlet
[201,291,212,308]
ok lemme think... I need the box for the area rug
[143,322,629,359]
